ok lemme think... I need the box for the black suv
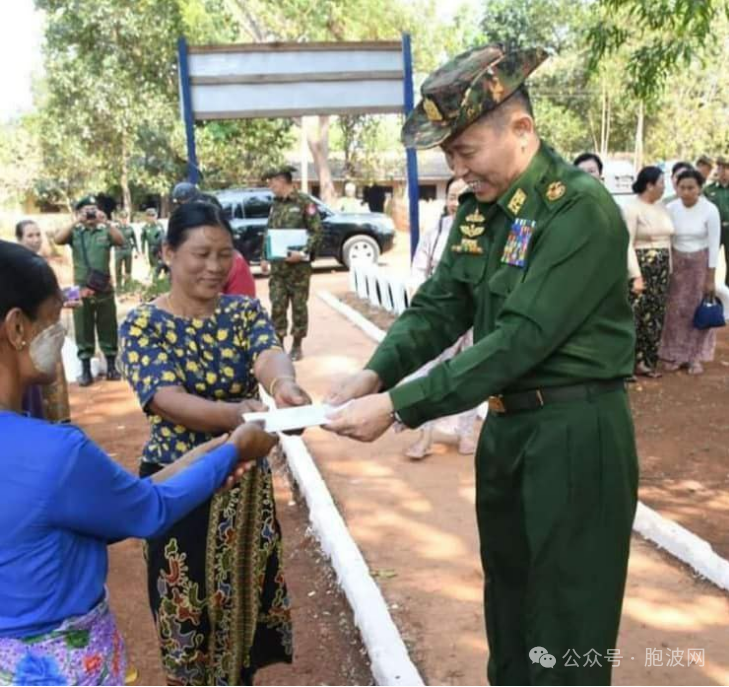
[214,188,396,267]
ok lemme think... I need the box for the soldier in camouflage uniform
[261,165,323,361]
[140,208,165,280]
[113,208,139,286]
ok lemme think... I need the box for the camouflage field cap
[262,164,297,180]
[75,195,98,210]
[402,44,549,149]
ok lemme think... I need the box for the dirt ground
[68,382,373,686]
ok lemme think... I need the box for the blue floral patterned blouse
[119,295,279,465]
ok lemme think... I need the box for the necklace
[166,292,218,319]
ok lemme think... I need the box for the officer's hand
[323,393,394,442]
[284,251,305,264]
[325,370,382,406]
[632,276,645,295]
[260,260,271,275]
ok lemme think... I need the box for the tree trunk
[307,116,336,205]
[120,133,132,212]
[634,101,644,171]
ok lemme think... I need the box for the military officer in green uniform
[261,165,323,361]
[325,45,638,686]
[704,156,729,288]
[113,208,139,286]
[140,207,165,280]
[54,195,125,386]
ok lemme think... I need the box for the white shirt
[667,197,721,268]
[410,215,453,289]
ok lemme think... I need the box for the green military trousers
[269,262,312,340]
[73,292,119,360]
[115,251,133,284]
[476,387,638,686]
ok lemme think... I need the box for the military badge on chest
[452,209,486,255]
[501,219,536,268]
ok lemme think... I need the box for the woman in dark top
[0,240,276,686]
[119,202,310,685]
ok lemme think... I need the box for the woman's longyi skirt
[140,457,292,686]
[659,248,716,364]
[0,593,126,686]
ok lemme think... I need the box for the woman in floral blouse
[120,202,311,685]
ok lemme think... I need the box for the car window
[234,204,244,219]
[221,203,233,220]
[244,193,272,219]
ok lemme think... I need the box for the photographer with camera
[54,195,125,387]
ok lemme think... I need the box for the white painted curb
[260,389,424,686]
[633,502,729,591]
[318,288,729,594]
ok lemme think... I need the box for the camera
[84,209,97,221]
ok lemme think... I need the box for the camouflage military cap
[262,164,298,180]
[75,195,98,210]
[402,44,549,149]
[716,156,729,167]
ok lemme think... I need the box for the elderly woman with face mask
[0,240,277,686]
[119,201,310,685]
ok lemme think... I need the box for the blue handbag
[693,297,726,330]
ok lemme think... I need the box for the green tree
[587,0,729,101]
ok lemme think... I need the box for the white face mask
[29,322,66,376]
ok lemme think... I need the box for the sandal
[687,362,704,375]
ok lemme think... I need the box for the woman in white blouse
[659,168,722,374]
[623,166,675,378]
[405,177,477,459]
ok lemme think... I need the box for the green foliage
[587,0,729,101]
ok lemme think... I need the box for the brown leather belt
[488,379,626,415]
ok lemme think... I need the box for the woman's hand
[704,276,716,298]
[274,379,311,409]
[632,276,645,295]
[236,398,268,416]
[220,422,278,489]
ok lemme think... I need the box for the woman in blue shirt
[0,240,277,686]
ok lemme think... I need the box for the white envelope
[243,403,345,433]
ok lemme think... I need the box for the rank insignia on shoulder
[452,238,484,255]
[507,188,527,215]
[546,181,566,201]
[465,209,486,223]
[501,219,536,268]
[460,222,485,238]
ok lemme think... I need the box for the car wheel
[342,234,380,268]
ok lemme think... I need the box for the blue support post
[177,37,200,185]
[401,33,420,260]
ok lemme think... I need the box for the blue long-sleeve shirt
[0,411,238,638]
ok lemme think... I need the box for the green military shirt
[265,191,323,258]
[141,222,165,255]
[704,181,729,233]
[70,224,115,286]
[367,143,635,427]
[116,224,139,256]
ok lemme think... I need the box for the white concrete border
[260,388,424,686]
[318,288,729,594]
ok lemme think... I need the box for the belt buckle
[489,396,506,414]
